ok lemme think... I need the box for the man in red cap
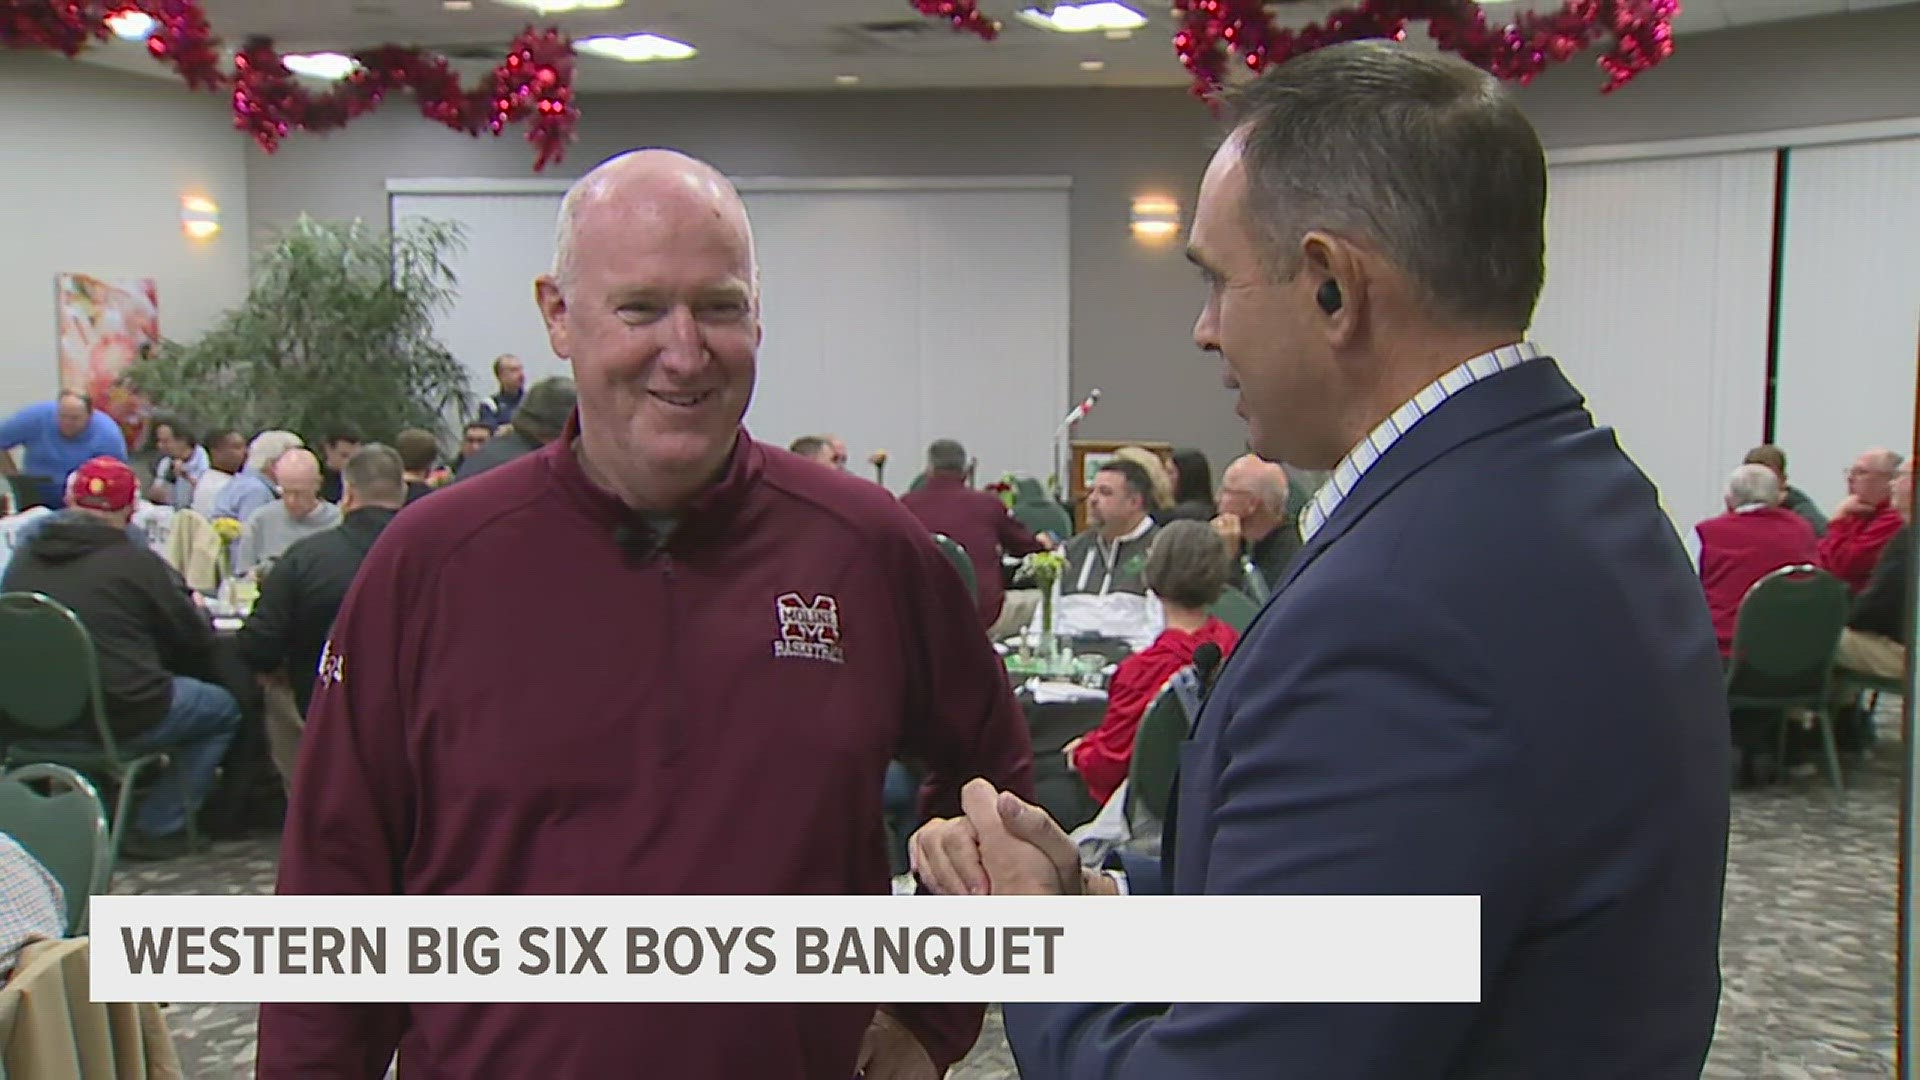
[1,456,241,859]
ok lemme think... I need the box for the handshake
[908,778,1121,898]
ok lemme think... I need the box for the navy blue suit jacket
[1004,358,1730,1079]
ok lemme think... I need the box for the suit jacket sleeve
[256,535,416,1078]
[1004,579,1518,1080]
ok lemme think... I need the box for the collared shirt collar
[1299,341,1542,544]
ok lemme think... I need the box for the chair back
[0,594,110,747]
[1208,586,1262,634]
[930,534,977,601]
[1128,670,1201,821]
[0,764,109,935]
[1725,564,1850,706]
[1011,499,1073,542]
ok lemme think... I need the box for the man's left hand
[857,1009,936,1079]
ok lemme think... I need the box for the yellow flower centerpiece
[211,515,243,591]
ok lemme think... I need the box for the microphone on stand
[1052,388,1104,502]
[1056,388,1103,433]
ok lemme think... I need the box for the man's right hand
[912,779,1083,897]
[1836,494,1872,518]
[1211,512,1243,552]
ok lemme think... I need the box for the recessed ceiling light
[283,52,358,80]
[105,10,156,40]
[576,33,696,62]
[834,74,860,85]
[443,0,474,9]
[1079,59,1106,71]
[1014,2,1147,33]
[1104,28,1133,40]
[491,0,621,13]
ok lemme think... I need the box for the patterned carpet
[114,720,1906,1079]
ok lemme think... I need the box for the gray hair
[1224,40,1547,330]
[1726,463,1782,509]
[342,443,407,506]
[927,439,967,474]
[246,430,305,474]
[1143,520,1232,608]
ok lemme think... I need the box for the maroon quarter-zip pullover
[257,426,1034,1079]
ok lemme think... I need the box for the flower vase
[1038,589,1058,671]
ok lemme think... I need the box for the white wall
[1774,134,1920,512]
[0,56,250,425]
[1532,151,1778,532]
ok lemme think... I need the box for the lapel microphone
[612,522,661,565]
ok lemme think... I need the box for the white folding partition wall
[1773,135,1920,512]
[389,178,1070,493]
[1530,151,1778,533]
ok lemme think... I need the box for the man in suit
[911,41,1730,1079]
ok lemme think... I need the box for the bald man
[230,448,340,576]
[1819,447,1906,593]
[261,150,1032,1080]
[1211,453,1298,593]
[0,390,128,509]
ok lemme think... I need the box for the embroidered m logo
[774,592,844,663]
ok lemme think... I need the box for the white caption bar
[89,894,1479,1003]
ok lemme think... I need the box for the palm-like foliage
[125,215,473,444]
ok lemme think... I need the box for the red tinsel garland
[1171,0,1677,97]
[905,0,1676,96]
[910,0,1001,39]
[0,0,577,170]
[0,0,224,87]
[233,28,578,170]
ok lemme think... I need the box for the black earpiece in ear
[1316,279,1343,315]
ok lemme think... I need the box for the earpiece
[1316,279,1343,315]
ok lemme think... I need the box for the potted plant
[123,215,474,445]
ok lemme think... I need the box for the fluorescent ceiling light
[283,52,358,80]
[1079,59,1106,71]
[835,74,861,85]
[1015,2,1147,33]
[105,10,156,40]
[492,0,622,13]
[576,33,695,62]
[444,0,474,9]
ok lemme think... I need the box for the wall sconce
[1129,195,1180,242]
[181,195,220,240]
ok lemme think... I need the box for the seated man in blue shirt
[0,391,128,509]
[211,430,305,523]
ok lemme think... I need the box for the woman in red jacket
[1068,519,1241,805]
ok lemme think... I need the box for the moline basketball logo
[773,592,844,664]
